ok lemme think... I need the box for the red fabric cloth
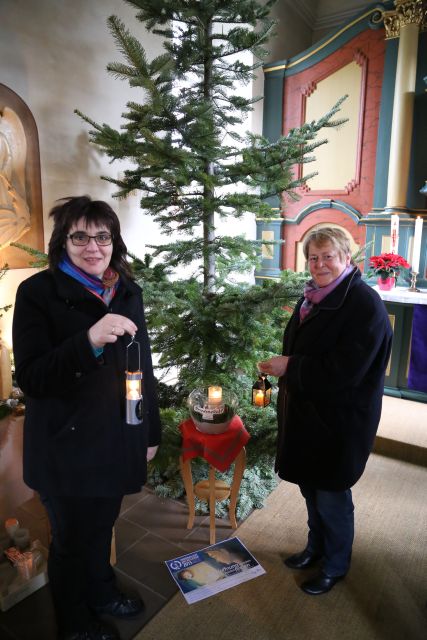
[179,416,250,472]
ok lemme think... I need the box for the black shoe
[92,593,145,619]
[60,622,119,640]
[283,548,322,570]
[301,572,344,595]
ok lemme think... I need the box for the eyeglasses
[67,232,113,246]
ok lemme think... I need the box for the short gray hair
[303,226,352,261]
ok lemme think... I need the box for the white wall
[313,0,373,42]
[252,1,315,137]
[0,0,165,346]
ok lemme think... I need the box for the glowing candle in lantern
[411,216,423,273]
[254,390,265,406]
[125,337,143,425]
[207,386,222,407]
[252,374,272,408]
[126,371,143,424]
[126,376,141,401]
[390,214,399,254]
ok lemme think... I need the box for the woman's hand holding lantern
[88,313,138,348]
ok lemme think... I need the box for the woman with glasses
[259,227,392,596]
[12,196,161,640]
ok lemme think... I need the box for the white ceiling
[285,0,376,31]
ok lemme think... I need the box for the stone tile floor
[0,488,235,640]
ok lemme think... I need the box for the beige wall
[303,61,362,189]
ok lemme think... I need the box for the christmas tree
[76,0,347,517]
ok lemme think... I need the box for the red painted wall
[281,29,386,269]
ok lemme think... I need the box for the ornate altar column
[362,1,427,288]
[384,0,427,211]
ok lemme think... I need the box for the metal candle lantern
[125,337,143,425]
[252,374,272,408]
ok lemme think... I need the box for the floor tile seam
[145,491,193,509]
[119,494,151,516]
[116,530,151,561]
[118,515,151,534]
[120,506,212,531]
[177,523,224,543]
[115,527,190,561]
[120,513,239,546]
[119,524,231,552]
[119,512,198,539]
[113,566,170,602]
[142,528,194,553]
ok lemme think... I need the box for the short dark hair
[48,195,133,278]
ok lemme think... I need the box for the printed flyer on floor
[165,537,266,604]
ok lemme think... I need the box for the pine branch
[11,243,48,268]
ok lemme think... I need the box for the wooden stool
[179,447,246,544]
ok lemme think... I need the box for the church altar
[374,286,427,402]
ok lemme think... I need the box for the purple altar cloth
[407,305,427,393]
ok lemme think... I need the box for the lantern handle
[126,335,141,372]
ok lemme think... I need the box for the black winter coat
[276,268,392,491]
[12,269,161,497]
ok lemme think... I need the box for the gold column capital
[383,0,427,39]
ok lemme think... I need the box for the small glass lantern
[125,337,143,425]
[252,374,272,408]
[188,387,238,434]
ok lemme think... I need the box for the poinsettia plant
[367,253,410,280]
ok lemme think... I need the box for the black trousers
[40,494,122,633]
[299,484,354,577]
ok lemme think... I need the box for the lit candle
[125,370,143,425]
[207,386,222,406]
[126,378,141,401]
[390,214,399,254]
[254,390,265,407]
[411,216,423,273]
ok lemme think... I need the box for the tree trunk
[202,18,216,295]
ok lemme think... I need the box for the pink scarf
[299,266,353,322]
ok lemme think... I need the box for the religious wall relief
[0,85,43,269]
[0,107,31,249]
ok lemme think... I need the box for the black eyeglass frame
[66,232,113,246]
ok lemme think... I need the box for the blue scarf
[58,253,119,306]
